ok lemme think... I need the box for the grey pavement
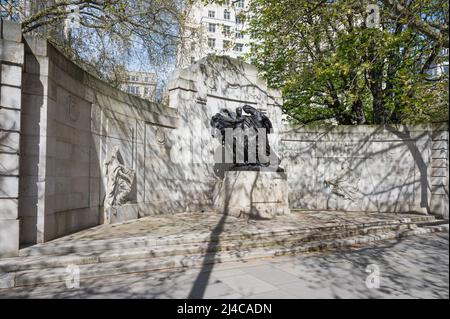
[0,233,448,299]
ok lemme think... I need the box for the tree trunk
[369,63,386,124]
[372,93,386,124]
[352,99,366,124]
[390,102,403,123]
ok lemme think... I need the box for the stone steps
[17,215,436,258]
[414,219,449,228]
[0,222,417,273]
[1,224,445,288]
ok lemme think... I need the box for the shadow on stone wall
[386,125,431,214]
[282,124,447,216]
[18,39,44,246]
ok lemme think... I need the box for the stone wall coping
[0,19,22,42]
[95,93,179,129]
[0,39,24,65]
[282,123,448,135]
[167,55,283,101]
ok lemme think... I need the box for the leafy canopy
[245,0,448,125]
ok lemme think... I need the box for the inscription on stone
[67,95,80,122]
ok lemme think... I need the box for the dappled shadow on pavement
[0,233,447,299]
[270,233,449,299]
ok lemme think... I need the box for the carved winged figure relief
[104,146,135,208]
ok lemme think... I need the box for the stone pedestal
[213,170,290,219]
[104,204,139,225]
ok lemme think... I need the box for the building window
[208,38,216,49]
[234,43,244,52]
[224,10,231,20]
[223,0,230,5]
[208,23,216,33]
[136,87,140,94]
[144,77,149,82]
[236,16,244,25]
[223,25,231,36]
[236,31,244,39]
[236,0,245,8]
[144,88,149,96]
[208,10,215,18]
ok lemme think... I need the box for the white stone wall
[19,32,50,245]
[17,30,181,246]
[0,20,23,257]
[280,124,449,218]
[430,126,449,219]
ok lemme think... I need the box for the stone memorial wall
[167,55,285,217]
[1,21,185,256]
[18,33,182,247]
[280,124,448,218]
[0,20,448,258]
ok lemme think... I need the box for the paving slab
[217,274,279,296]
[240,265,300,286]
[246,289,297,299]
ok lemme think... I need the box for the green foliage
[246,0,449,125]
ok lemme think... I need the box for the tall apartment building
[122,71,157,102]
[177,0,250,68]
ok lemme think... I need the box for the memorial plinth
[213,170,290,219]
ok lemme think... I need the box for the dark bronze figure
[211,105,282,173]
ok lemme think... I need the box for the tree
[246,0,449,125]
[381,0,449,48]
[1,0,187,88]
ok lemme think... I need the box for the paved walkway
[1,233,448,299]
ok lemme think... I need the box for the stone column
[19,34,51,244]
[0,20,24,257]
[430,123,449,219]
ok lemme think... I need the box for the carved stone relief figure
[324,161,360,201]
[104,146,135,208]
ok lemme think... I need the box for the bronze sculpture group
[211,105,282,171]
